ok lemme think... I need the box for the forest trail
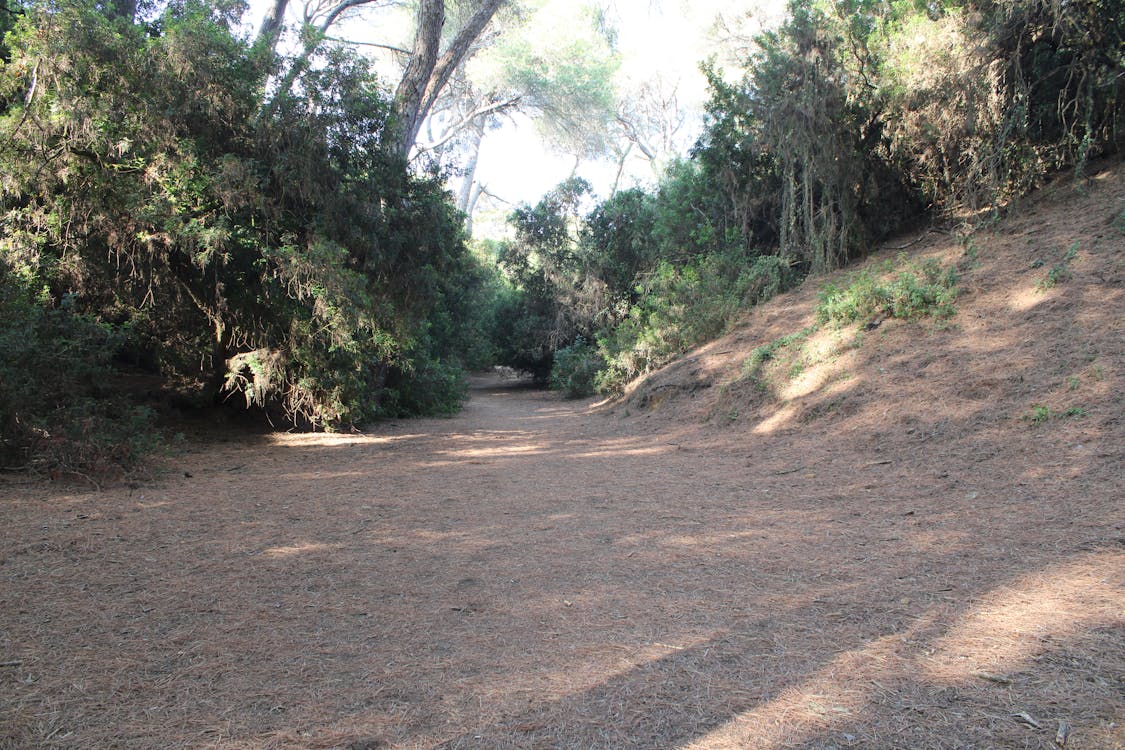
[2,372,1122,749]
[3,166,1125,748]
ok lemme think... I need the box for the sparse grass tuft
[1037,241,1079,289]
[958,237,981,272]
[742,327,817,379]
[1023,404,1087,424]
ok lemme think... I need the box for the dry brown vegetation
[1,165,1122,749]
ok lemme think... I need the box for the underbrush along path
[1,373,1122,749]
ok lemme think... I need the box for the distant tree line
[1,0,1120,474]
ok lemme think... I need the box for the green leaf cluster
[0,0,498,469]
[816,259,959,326]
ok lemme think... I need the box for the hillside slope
[614,162,1124,479]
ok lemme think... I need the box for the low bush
[816,259,958,326]
[378,357,469,418]
[549,337,605,398]
[595,253,798,393]
[0,279,160,475]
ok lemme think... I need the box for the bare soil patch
[2,166,1123,749]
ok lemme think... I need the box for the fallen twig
[974,671,1012,685]
[1055,719,1071,747]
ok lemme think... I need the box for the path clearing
[2,374,1122,749]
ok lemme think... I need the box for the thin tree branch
[316,0,379,32]
[615,114,656,160]
[477,184,513,206]
[414,95,522,153]
[323,36,412,55]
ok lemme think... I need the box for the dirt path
[1,369,1121,749]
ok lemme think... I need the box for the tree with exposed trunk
[253,0,506,158]
[392,0,505,158]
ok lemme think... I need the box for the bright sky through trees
[244,0,785,210]
[472,0,786,206]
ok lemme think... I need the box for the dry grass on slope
[613,161,1124,465]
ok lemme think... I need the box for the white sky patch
[475,0,734,208]
[613,0,724,107]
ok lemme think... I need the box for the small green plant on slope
[1022,404,1086,424]
[1112,209,1125,234]
[742,327,818,381]
[1037,242,1079,290]
[816,259,958,327]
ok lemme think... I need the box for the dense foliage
[2,0,1120,470]
[491,0,1122,398]
[698,0,1124,271]
[0,0,494,472]
[491,167,800,396]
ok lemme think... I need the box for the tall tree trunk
[610,142,633,197]
[463,183,483,236]
[394,0,505,159]
[568,154,581,180]
[256,0,289,54]
[456,124,485,213]
[394,0,445,159]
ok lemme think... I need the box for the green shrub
[550,337,605,398]
[0,278,160,475]
[594,252,798,393]
[377,357,468,418]
[816,259,958,326]
[0,2,495,433]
